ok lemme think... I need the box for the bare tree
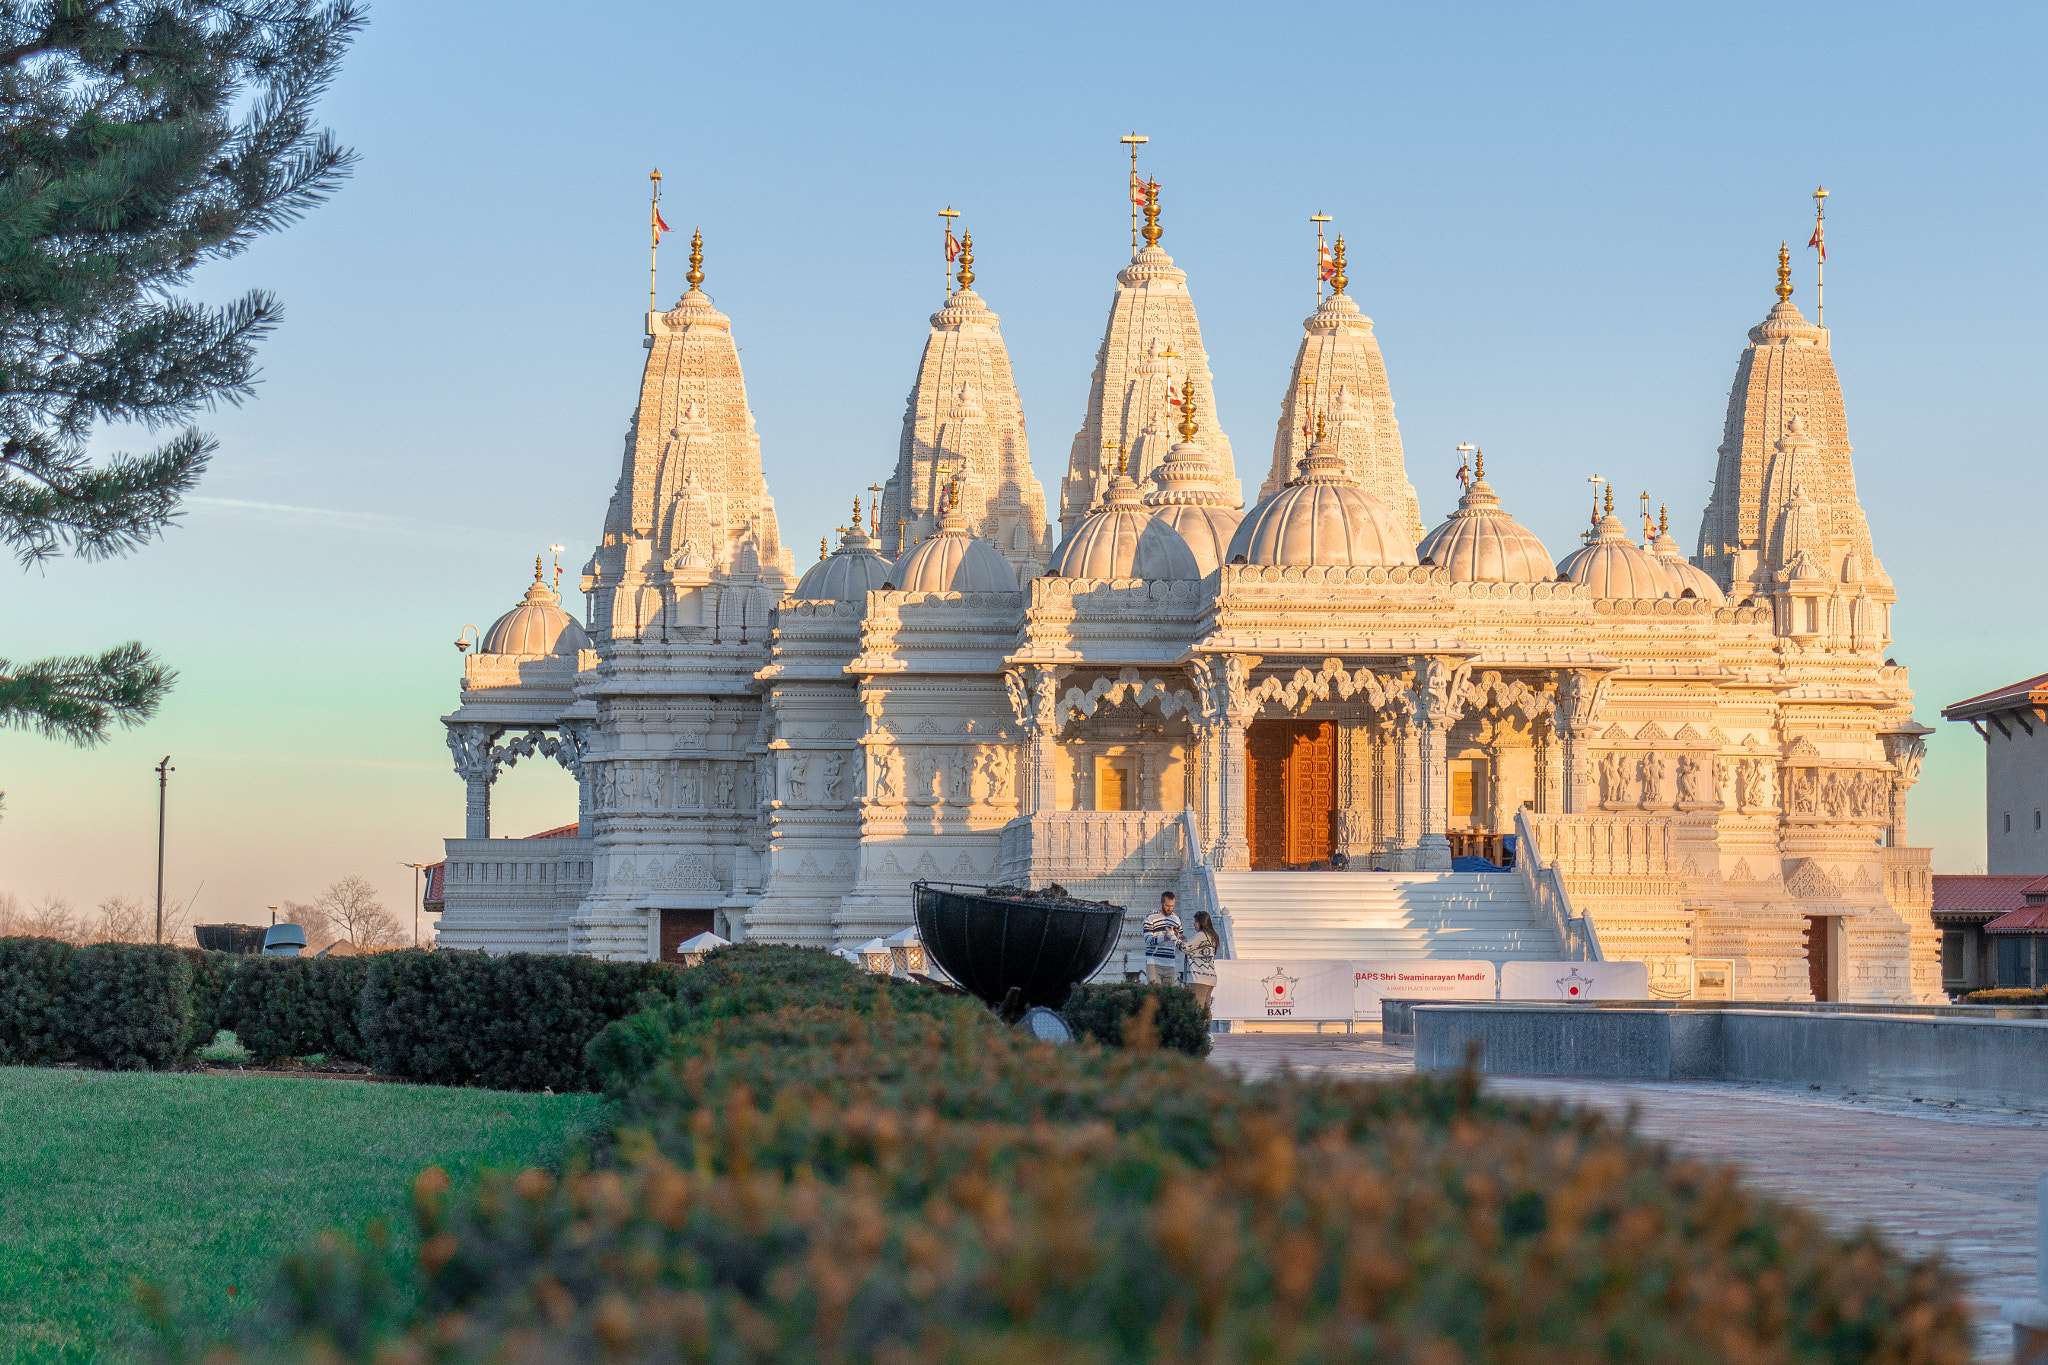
[315,875,401,949]
[15,894,82,942]
[283,897,333,946]
[92,894,150,943]
[0,890,18,936]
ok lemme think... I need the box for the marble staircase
[1212,871,1564,961]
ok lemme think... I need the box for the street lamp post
[154,756,174,945]
[398,862,429,948]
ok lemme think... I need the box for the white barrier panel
[1213,959,1356,1021]
[1499,960,1650,1001]
[1354,961,1497,1016]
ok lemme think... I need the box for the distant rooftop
[1943,671,2048,723]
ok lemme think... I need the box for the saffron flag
[1130,171,1150,208]
[1318,241,1336,282]
[1167,382,1180,406]
[652,205,671,239]
[945,229,962,262]
[1808,221,1826,263]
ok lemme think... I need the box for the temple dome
[1143,429,1243,575]
[481,559,591,655]
[1650,531,1726,603]
[795,523,893,601]
[1047,471,1200,580]
[1415,468,1555,582]
[1225,434,1416,569]
[892,505,1018,593]
[1556,516,1671,599]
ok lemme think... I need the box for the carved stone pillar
[1334,720,1374,860]
[556,721,593,832]
[1552,670,1604,815]
[1371,723,1395,864]
[445,722,501,840]
[1004,665,1070,818]
[1881,731,1927,848]
[1389,719,1421,870]
[1192,654,1259,871]
[1533,720,1558,816]
[1410,657,1471,872]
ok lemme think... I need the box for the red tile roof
[526,822,580,839]
[1943,671,2048,721]
[1932,874,2040,916]
[1987,880,2048,933]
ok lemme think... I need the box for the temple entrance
[660,907,715,962]
[1804,915,1833,1002]
[1246,719,1336,869]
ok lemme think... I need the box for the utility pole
[154,756,174,945]
[398,862,429,948]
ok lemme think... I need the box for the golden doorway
[1246,719,1336,869]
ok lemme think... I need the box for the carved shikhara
[435,226,1935,1003]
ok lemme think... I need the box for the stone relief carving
[949,747,975,803]
[979,745,1014,798]
[1637,751,1668,806]
[1247,658,1394,716]
[714,764,735,809]
[873,747,899,801]
[821,751,846,802]
[784,751,809,804]
[1058,668,1196,727]
[1677,753,1708,804]
[1598,751,1628,805]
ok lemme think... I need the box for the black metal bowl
[912,881,1126,1010]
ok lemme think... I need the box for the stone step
[1210,869,1563,960]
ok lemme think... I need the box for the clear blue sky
[5,0,2043,928]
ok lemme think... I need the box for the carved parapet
[1523,813,1681,899]
[1881,845,1934,914]
[994,810,1189,890]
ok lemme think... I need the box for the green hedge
[360,949,684,1092]
[0,938,191,1069]
[253,962,1971,1365]
[1061,979,1210,1055]
[1964,987,2048,1004]
[214,954,373,1062]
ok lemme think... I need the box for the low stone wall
[1413,1002,2048,1111]
[1383,996,2048,1037]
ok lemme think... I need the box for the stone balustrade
[1521,813,1679,881]
[436,836,594,954]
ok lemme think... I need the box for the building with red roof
[1943,670,2048,876]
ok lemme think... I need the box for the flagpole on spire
[1310,213,1332,304]
[649,169,665,314]
[939,206,961,297]
[1810,185,1828,327]
[1120,133,1148,255]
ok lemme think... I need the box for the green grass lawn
[0,1068,602,1364]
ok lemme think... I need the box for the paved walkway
[1211,1032,2048,1361]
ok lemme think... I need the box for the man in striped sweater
[1143,891,1183,986]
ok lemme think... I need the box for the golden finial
[851,496,863,531]
[1774,240,1791,302]
[1659,504,1669,536]
[1314,411,1326,443]
[532,554,546,586]
[957,231,975,291]
[897,517,906,546]
[1330,233,1348,295]
[687,228,704,289]
[1604,485,1614,516]
[819,535,829,560]
[1117,447,1128,477]
[1473,447,1485,481]
[1140,178,1162,246]
[1177,377,1198,441]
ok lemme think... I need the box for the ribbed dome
[1143,429,1242,574]
[481,560,591,655]
[1649,531,1726,603]
[795,524,893,601]
[1225,435,1416,569]
[1046,472,1201,581]
[892,506,1018,593]
[1415,469,1556,582]
[1556,516,1672,599]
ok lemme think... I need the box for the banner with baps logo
[1498,960,1650,1001]
[1213,959,1357,1021]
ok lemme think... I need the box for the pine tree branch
[0,640,175,745]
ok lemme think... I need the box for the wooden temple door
[660,908,715,963]
[1246,720,1337,869]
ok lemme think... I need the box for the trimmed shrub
[0,936,74,1064]
[260,986,1972,1365]
[181,947,236,1050]
[361,949,684,1092]
[1964,987,2048,1004]
[213,954,373,1063]
[0,939,192,1069]
[1062,979,1210,1055]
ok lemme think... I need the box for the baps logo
[1554,967,1594,999]
[1262,966,1300,1016]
